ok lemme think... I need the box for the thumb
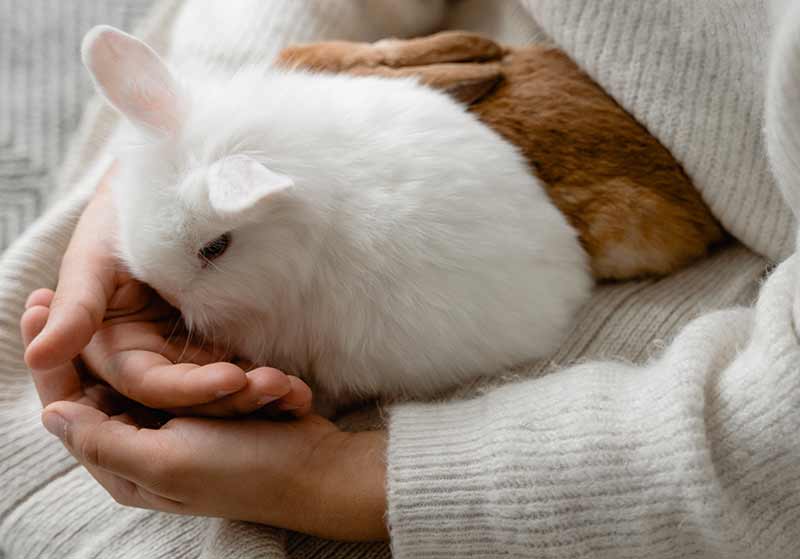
[25,171,119,370]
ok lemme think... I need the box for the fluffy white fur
[82,26,592,407]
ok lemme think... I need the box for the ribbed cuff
[387,396,500,557]
[384,367,673,558]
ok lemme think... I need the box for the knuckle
[78,430,102,468]
[86,329,114,362]
[73,298,102,330]
[89,325,113,347]
[77,422,122,470]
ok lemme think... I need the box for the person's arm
[25,255,799,551]
[386,257,800,557]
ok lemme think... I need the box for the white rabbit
[81,26,592,409]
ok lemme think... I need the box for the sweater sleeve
[387,255,800,558]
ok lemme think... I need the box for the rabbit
[81,26,593,410]
[278,32,726,280]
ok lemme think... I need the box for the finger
[61,413,182,511]
[43,401,160,485]
[93,350,247,409]
[82,320,239,409]
[277,375,314,417]
[375,31,504,67]
[42,401,185,510]
[20,305,48,346]
[86,463,184,513]
[21,306,82,405]
[85,320,223,369]
[81,383,136,417]
[25,288,54,309]
[31,265,113,368]
[25,174,118,370]
[347,62,502,105]
[23,306,124,412]
[74,450,180,513]
[105,280,153,317]
[103,281,180,326]
[171,367,292,417]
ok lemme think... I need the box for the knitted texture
[388,256,800,558]
[523,0,795,262]
[765,0,800,359]
[387,2,800,557]
[766,0,800,223]
[1,1,798,558]
[0,0,154,253]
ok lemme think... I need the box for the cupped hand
[21,307,388,541]
[24,164,127,374]
[21,163,311,416]
[23,286,312,417]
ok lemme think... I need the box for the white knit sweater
[1,1,799,558]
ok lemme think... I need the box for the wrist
[300,428,389,541]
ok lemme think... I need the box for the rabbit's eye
[198,232,231,264]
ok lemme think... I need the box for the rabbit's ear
[207,155,295,220]
[441,74,502,106]
[82,25,183,136]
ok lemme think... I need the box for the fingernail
[257,395,280,407]
[215,388,240,399]
[277,401,301,411]
[29,321,52,353]
[29,325,44,347]
[42,412,67,441]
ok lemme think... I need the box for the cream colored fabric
[524,0,795,262]
[1,1,798,558]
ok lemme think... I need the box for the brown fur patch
[277,34,726,280]
[473,46,725,279]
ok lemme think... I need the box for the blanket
[0,1,798,558]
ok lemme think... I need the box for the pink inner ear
[207,155,295,219]
[82,25,183,136]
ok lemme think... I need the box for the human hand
[22,164,311,415]
[21,302,388,541]
[23,164,130,376]
[276,30,506,105]
[23,286,312,416]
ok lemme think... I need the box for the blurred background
[0,0,153,253]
